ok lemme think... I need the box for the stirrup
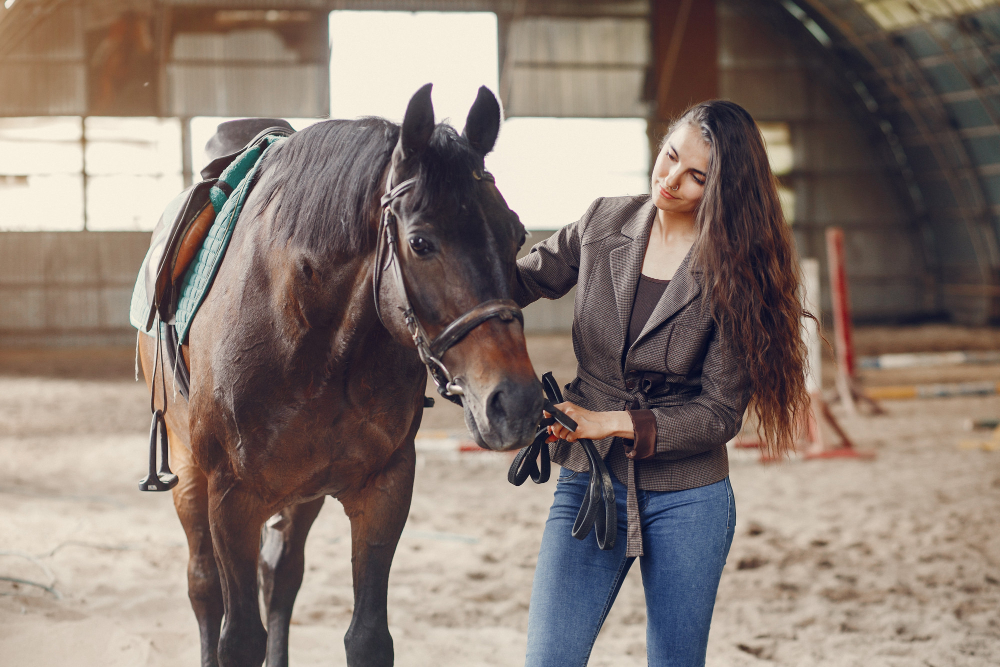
[139,410,178,492]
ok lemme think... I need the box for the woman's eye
[667,152,677,162]
[692,175,705,185]
[408,236,432,255]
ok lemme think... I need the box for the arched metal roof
[781,0,1000,322]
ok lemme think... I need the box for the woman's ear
[462,86,501,156]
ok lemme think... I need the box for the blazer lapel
[630,247,702,350]
[608,204,656,356]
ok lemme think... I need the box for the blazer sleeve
[644,323,752,459]
[512,199,600,308]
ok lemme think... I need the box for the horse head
[378,83,543,451]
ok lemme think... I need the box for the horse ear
[400,83,435,160]
[462,86,501,156]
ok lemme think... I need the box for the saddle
[140,118,295,332]
[137,118,294,493]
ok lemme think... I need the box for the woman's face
[650,122,710,217]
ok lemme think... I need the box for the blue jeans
[525,468,735,667]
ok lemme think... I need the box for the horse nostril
[487,386,508,425]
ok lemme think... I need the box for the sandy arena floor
[0,328,998,666]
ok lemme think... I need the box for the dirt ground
[0,326,998,666]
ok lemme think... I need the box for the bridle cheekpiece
[373,168,523,407]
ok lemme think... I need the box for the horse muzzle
[463,376,543,451]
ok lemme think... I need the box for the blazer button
[625,379,637,390]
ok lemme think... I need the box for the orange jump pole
[825,227,883,416]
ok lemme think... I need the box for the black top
[625,274,670,353]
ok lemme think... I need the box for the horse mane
[255,117,482,256]
[255,117,398,256]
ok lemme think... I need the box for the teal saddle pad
[129,135,285,342]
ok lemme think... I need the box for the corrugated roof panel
[3,2,82,59]
[982,94,1000,117]
[964,134,1000,164]
[897,28,943,58]
[857,0,1000,30]
[946,98,993,127]
[510,18,648,66]
[167,64,327,117]
[172,29,298,62]
[0,64,86,116]
[506,68,647,117]
[962,54,999,87]
[503,17,649,118]
[168,28,327,117]
[981,172,1000,204]
[923,61,972,92]
[165,0,327,6]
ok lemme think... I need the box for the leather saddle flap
[143,180,215,330]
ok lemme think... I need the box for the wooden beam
[648,0,718,124]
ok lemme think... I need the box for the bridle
[373,167,524,407]
[373,165,616,551]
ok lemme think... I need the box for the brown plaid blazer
[514,195,751,556]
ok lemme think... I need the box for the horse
[138,84,543,667]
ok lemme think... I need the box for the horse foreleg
[170,435,224,667]
[259,497,325,667]
[207,479,270,667]
[340,442,416,667]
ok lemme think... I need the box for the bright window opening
[0,117,84,231]
[760,122,796,224]
[84,117,183,231]
[328,10,650,230]
[329,11,499,124]
[488,118,650,230]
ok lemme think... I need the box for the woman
[514,100,810,666]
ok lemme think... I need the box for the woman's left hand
[545,402,634,443]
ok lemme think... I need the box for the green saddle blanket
[130,135,286,342]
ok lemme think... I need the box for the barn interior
[0,1,998,666]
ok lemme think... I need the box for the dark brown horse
[138,85,542,667]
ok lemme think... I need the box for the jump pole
[730,258,872,460]
[801,257,873,460]
[826,227,883,416]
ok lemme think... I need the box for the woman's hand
[545,402,635,443]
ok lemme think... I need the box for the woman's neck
[653,208,698,246]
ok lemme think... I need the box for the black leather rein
[373,170,523,406]
[508,372,617,551]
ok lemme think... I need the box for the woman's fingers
[547,423,577,442]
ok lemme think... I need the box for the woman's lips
[658,186,677,200]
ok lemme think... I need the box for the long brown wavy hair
[666,100,811,457]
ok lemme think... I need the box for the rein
[373,169,523,406]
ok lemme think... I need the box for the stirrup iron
[139,410,178,492]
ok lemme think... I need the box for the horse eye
[408,236,433,255]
